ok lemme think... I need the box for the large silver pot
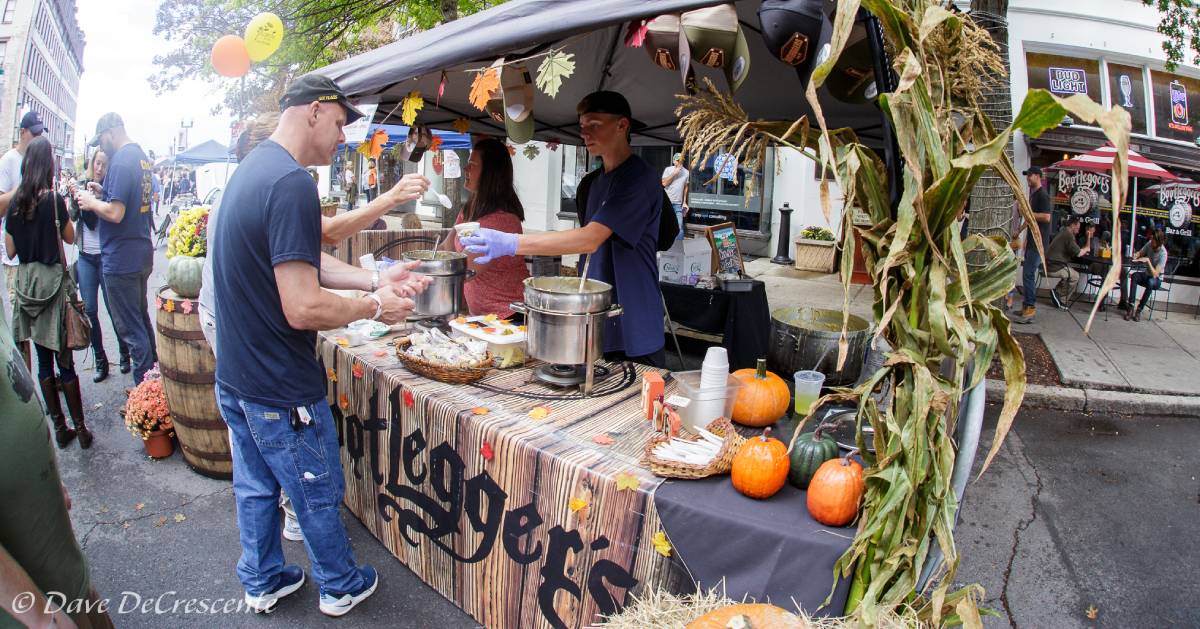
[403,250,468,317]
[511,276,621,365]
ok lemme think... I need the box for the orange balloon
[211,35,251,78]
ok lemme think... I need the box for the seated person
[1045,216,1089,304]
[1124,228,1168,322]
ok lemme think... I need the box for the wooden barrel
[154,287,232,480]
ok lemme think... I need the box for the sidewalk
[742,258,1200,410]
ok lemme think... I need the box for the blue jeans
[671,203,685,240]
[103,265,157,384]
[217,384,366,597]
[1021,244,1042,308]
[75,252,127,363]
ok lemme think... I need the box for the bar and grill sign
[1049,67,1088,95]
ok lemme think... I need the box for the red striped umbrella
[1050,143,1178,181]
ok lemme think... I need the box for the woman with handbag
[4,136,91,448]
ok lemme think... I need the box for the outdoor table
[1073,255,1141,306]
[319,328,854,628]
[660,280,771,370]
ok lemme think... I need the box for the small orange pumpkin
[731,427,790,499]
[685,603,805,629]
[806,449,865,527]
[730,358,790,427]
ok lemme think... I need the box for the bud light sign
[1049,67,1088,95]
[1168,80,1192,133]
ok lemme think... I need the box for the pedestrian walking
[0,113,46,330]
[661,152,690,240]
[343,163,357,208]
[211,75,424,616]
[73,113,158,384]
[1012,166,1053,323]
[4,136,91,448]
[69,149,131,382]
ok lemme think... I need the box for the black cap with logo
[20,111,45,136]
[576,91,645,131]
[279,74,365,124]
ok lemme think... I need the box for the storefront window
[1108,64,1148,135]
[686,151,770,233]
[1151,71,1200,143]
[1026,53,1101,103]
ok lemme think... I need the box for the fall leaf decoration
[429,136,443,152]
[535,51,575,98]
[568,497,588,512]
[480,442,494,461]
[403,389,415,408]
[624,20,649,47]
[154,297,163,309]
[592,434,614,446]
[437,71,447,105]
[401,90,424,125]
[181,300,193,314]
[135,502,145,511]
[336,338,349,347]
[472,406,490,415]
[373,350,388,357]
[327,368,337,382]
[469,67,501,111]
[1085,605,1099,620]
[452,118,471,134]
[164,299,176,313]
[339,393,349,410]
[173,513,186,523]
[546,140,560,151]
[614,472,640,492]
[155,516,167,528]
[523,144,541,160]
[528,406,551,420]
[652,531,672,557]
[352,363,364,379]
[506,143,516,157]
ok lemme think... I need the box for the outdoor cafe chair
[1143,258,1182,321]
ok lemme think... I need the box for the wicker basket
[642,417,748,480]
[394,337,492,384]
[793,238,837,273]
[321,202,339,218]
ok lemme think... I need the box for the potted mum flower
[124,370,175,459]
[793,225,838,273]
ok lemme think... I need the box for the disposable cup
[793,370,825,416]
[455,221,480,237]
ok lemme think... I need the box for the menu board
[706,222,744,275]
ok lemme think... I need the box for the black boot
[93,356,110,383]
[40,377,75,448]
[62,378,92,449]
[118,347,131,374]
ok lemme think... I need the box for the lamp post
[771,202,795,265]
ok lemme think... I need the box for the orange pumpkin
[730,359,790,427]
[806,450,865,527]
[685,603,806,629]
[731,427,790,499]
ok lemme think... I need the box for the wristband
[367,293,384,321]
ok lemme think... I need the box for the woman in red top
[444,138,528,319]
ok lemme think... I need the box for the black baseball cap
[279,74,365,124]
[1022,166,1043,176]
[20,111,44,136]
[88,112,123,146]
[577,91,645,131]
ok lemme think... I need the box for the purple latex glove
[460,227,518,264]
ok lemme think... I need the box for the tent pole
[1129,176,1138,256]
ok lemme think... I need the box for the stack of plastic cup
[685,348,731,427]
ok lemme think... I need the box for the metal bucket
[510,277,620,365]
[521,277,613,314]
[403,250,467,317]
[766,307,872,386]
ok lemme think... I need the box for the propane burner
[533,364,612,388]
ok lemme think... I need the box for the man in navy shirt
[211,75,423,617]
[75,113,158,384]
[462,91,666,366]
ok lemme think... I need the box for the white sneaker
[244,565,305,614]
[318,566,378,617]
[282,514,304,542]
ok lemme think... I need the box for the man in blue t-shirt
[211,75,423,617]
[74,112,158,384]
[462,91,666,366]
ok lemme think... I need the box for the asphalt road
[33,246,1200,628]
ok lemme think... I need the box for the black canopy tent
[311,0,896,158]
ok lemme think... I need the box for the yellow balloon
[244,12,284,62]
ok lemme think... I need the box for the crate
[793,238,837,273]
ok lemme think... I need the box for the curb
[984,380,1200,417]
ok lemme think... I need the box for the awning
[173,139,234,166]
[1028,127,1200,176]
[1049,143,1177,181]
[309,0,890,148]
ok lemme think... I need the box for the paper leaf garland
[401,90,424,125]
[327,368,337,382]
[535,51,575,98]
[155,297,163,309]
[164,300,176,313]
[403,389,415,408]
[546,140,560,152]
[469,68,501,111]
[352,363,364,379]
[592,434,614,446]
[652,531,672,557]
[568,497,588,513]
[480,442,494,461]
[522,144,541,160]
[472,407,490,415]
[506,143,516,157]
[429,136,443,152]
[624,20,649,48]
[339,393,349,410]
[181,300,193,314]
[615,472,640,492]
[452,118,471,134]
